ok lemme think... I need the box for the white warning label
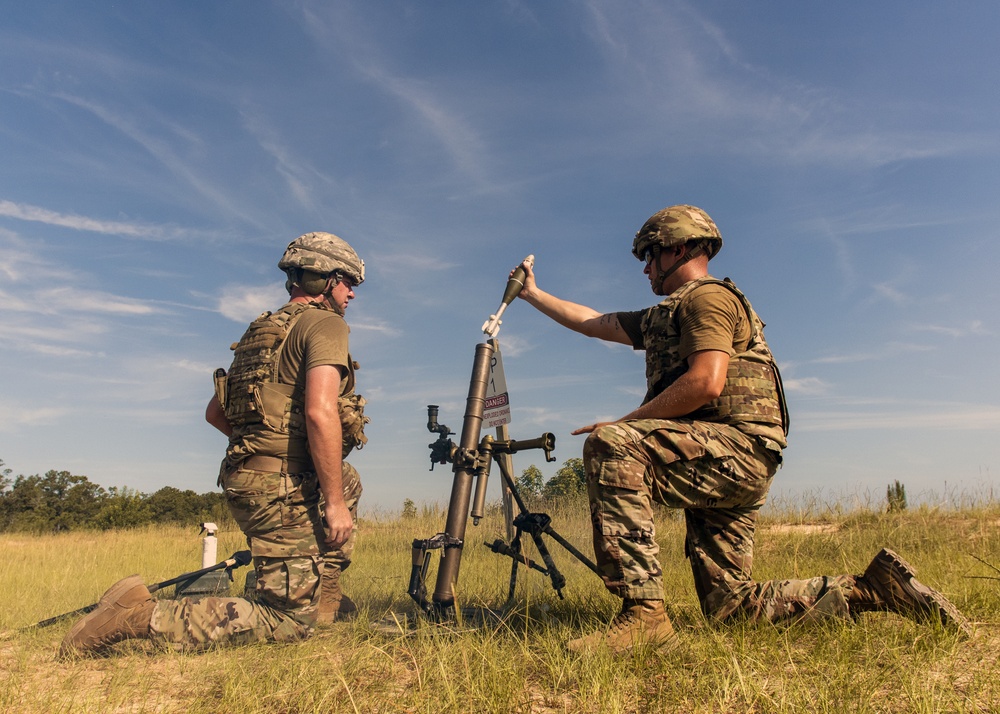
[483,347,511,428]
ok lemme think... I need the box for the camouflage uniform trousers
[149,461,362,650]
[584,419,854,623]
[320,461,362,586]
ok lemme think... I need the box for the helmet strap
[657,243,703,292]
[319,272,346,315]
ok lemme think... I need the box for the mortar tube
[431,341,493,613]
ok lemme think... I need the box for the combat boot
[567,599,680,655]
[316,567,357,625]
[60,575,156,656]
[851,548,971,635]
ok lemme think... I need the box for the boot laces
[609,608,641,634]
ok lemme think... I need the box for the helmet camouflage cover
[632,205,723,261]
[278,231,365,285]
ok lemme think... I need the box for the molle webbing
[223,302,314,430]
[641,277,788,436]
[688,358,785,428]
[338,392,369,457]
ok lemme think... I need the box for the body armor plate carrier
[640,276,789,445]
[215,302,368,462]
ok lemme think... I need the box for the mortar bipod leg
[505,531,522,607]
[525,526,567,598]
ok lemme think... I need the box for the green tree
[93,487,153,529]
[0,459,233,532]
[4,470,106,532]
[886,480,908,513]
[0,458,11,493]
[0,459,13,530]
[146,486,221,524]
[516,465,545,497]
[543,457,586,498]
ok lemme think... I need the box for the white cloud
[811,342,934,365]
[1,199,172,240]
[241,110,338,212]
[294,4,496,190]
[0,402,71,431]
[909,321,992,338]
[782,376,828,395]
[492,333,532,358]
[215,282,285,323]
[872,282,907,306]
[43,287,162,316]
[796,405,1000,432]
[376,252,459,276]
[169,358,218,375]
[0,199,232,244]
[582,1,999,169]
[349,316,401,337]
[50,92,251,222]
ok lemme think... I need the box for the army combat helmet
[279,231,365,296]
[632,205,723,262]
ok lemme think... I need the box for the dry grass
[1,501,998,713]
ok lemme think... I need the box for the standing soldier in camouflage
[61,232,368,654]
[515,205,969,654]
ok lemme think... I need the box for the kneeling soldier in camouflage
[514,205,969,654]
[62,232,369,654]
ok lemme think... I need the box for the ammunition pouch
[254,382,306,435]
[339,393,369,457]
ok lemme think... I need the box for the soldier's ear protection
[299,269,332,296]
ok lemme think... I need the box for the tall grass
[2,497,998,713]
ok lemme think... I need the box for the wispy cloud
[811,342,934,365]
[241,110,338,212]
[796,404,1000,431]
[215,282,285,323]
[0,401,72,430]
[871,282,907,306]
[295,4,495,190]
[908,321,992,338]
[50,92,250,223]
[361,65,492,185]
[1,282,162,317]
[212,282,401,334]
[46,287,162,316]
[514,405,587,432]
[783,376,829,395]
[582,0,999,168]
[491,333,532,358]
[376,253,459,276]
[0,199,175,240]
[348,316,401,337]
[0,199,230,243]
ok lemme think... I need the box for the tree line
[1,456,591,533]
[0,459,229,533]
[515,458,587,499]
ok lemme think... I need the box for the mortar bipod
[482,439,601,604]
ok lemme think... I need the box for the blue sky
[2,1,998,513]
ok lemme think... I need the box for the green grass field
[2,497,998,713]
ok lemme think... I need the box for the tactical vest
[215,302,368,465]
[640,276,789,446]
